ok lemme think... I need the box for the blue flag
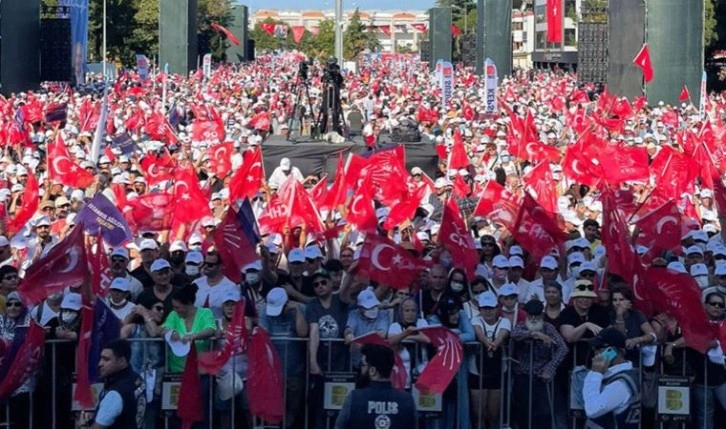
[88,300,121,381]
[111,132,138,155]
[238,198,260,243]
[76,193,133,246]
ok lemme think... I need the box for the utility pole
[335,0,344,61]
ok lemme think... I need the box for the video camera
[298,59,313,81]
[322,57,343,88]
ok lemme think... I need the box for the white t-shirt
[193,276,240,319]
[469,315,511,375]
[106,300,136,321]
[387,319,428,389]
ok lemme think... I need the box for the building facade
[532,0,580,70]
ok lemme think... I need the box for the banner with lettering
[136,54,150,81]
[699,70,707,118]
[76,193,133,246]
[203,53,212,79]
[60,0,89,85]
[439,61,454,107]
[484,58,498,115]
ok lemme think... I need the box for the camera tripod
[286,65,316,141]
[315,82,345,137]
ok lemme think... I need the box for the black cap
[523,300,544,316]
[589,327,627,350]
[310,269,331,282]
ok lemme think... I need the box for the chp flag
[439,60,454,107]
[483,58,498,115]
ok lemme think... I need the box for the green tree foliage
[343,9,381,60]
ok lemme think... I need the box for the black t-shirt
[131,266,187,290]
[304,294,349,372]
[558,304,610,367]
[136,286,178,319]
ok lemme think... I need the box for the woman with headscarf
[0,292,34,429]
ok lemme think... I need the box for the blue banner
[76,194,133,247]
[60,0,89,85]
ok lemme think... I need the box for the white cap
[509,245,524,256]
[434,177,448,188]
[667,261,687,274]
[478,291,498,308]
[222,290,241,303]
[265,287,288,316]
[416,231,431,242]
[701,189,714,198]
[540,255,558,270]
[580,261,597,273]
[690,263,709,277]
[357,289,380,309]
[635,245,650,255]
[140,239,159,251]
[714,264,726,276]
[169,240,188,253]
[304,246,323,260]
[691,230,709,243]
[411,167,423,175]
[568,252,586,266]
[0,236,9,247]
[280,157,291,171]
[150,259,171,272]
[243,260,263,272]
[185,251,204,265]
[35,216,52,227]
[508,256,524,268]
[110,277,130,292]
[61,293,82,311]
[686,245,704,256]
[288,248,305,263]
[201,216,217,228]
[497,283,519,297]
[492,255,510,269]
[165,330,190,357]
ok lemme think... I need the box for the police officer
[90,339,146,429]
[582,328,641,428]
[335,343,416,429]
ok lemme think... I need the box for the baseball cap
[568,252,586,266]
[304,246,323,260]
[0,236,9,247]
[509,245,524,256]
[265,287,288,316]
[55,196,70,208]
[434,177,448,189]
[570,279,597,299]
[715,264,726,276]
[280,157,291,171]
[523,300,544,316]
[169,240,188,253]
[509,256,525,268]
[222,290,241,303]
[497,283,519,297]
[61,293,82,311]
[150,259,171,272]
[243,260,263,272]
[492,255,510,269]
[357,289,380,309]
[110,247,129,260]
[589,327,627,350]
[540,256,558,270]
[686,245,704,256]
[35,216,52,227]
[185,251,203,265]
[478,291,498,308]
[288,248,305,263]
[667,261,687,274]
[701,189,714,198]
[110,277,130,292]
[579,261,597,274]
[690,263,709,277]
[140,239,159,251]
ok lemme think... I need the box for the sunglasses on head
[6,302,22,308]
[707,301,725,308]
[576,283,595,291]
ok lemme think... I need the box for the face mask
[450,281,464,293]
[525,319,544,332]
[110,297,127,306]
[501,156,511,163]
[189,245,202,252]
[363,308,379,319]
[61,311,78,324]
[245,272,260,284]
[695,276,709,289]
[185,265,200,276]
[570,267,580,278]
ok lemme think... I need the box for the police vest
[586,368,641,429]
[346,381,416,429]
[95,367,146,429]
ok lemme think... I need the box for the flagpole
[102,0,107,79]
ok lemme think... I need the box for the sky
[239,0,436,11]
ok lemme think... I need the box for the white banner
[484,58,498,115]
[136,54,149,81]
[203,54,212,79]
[699,70,707,118]
[439,61,454,107]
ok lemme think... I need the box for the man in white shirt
[106,277,136,321]
[268,157,304,190]
[508,256,531,303]
[524,256,560,303]
[108,247,144,300]
[193,250,239,319]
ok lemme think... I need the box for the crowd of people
[0,51,725,429]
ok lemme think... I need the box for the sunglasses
[575,283,595,291]
[707,301,725,308]
[312,280,329,287]
[6,302,22,308]
[580,272,595,278]
[482,242,496,247]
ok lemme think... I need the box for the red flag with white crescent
[357,234,428,289]
[345,178,378,232]
[414,326,463,394]
[209,142,234,178]
[48,134,95,188]
[439,198,479,279]
[633,200,681,252]
[229,147,264,201]
[172,161,212,223]
[6,172,38,235]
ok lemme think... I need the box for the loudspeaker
[40,19,73,83]
[159,0,198,75]
[428,7,452,70]
[225,5,249,63]
[0,1,40,95]
[420,40,431,63]
[246,39,255,62]
[477,0,512,77]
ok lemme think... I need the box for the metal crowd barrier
[0,337,723,428]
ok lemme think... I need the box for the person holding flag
[0,292,35,428]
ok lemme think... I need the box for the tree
[706,0,718,48]
[249,18,285,52]
[343,9,381,60]
[310,19,336,60]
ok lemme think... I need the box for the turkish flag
[192,120,225,142]
[345,179,378,232]
[209,142,234,178]
[562,131,601,187]
[522,161,558,214]
[439,198,479,279]
[229,147,264,201]
[199,301,247,373]
[6,172,38,235]
[48,134,95,188]
[463,104,475,121]
[357,233,427,289]
[308,174,328,207]
[247,328,285,424]
[601,188,642,287]
[145,111,177,143]
[140,152,174,186]
[448,129,470,169]
[125,193,174,232]
[177,346,204,429]
[383,184,428,230]
[172,162,212,223]
[511,193,568,262]
[258,194,288,235]
[260,23,276,36]
[450,24,461,37]
[633,200,681,252]
[248,111,271,131]
[87,233,112,298]
[213,200,260,283]
[19,224,88,306]
[414,326,463,394]
[321,152,346,213]
[546,0,563,43]
[633,44,654,83]
[353,332,407,390]
[78,99,100,132]
[679,85,691,103]
[639,267,717,353]
[211,21,241,46]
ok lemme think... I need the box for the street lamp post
[102,0,107,79]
